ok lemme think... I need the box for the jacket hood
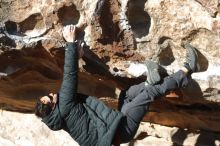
[42,105,63,130]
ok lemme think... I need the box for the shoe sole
[185,44,201,72]
[146,60,162,85]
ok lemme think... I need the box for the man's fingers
[69,25,73,31]
[63,25,76,33]
[62,24,77,42]
[64,25,70,31]
[68,25,71,32]
[62,26,69,35]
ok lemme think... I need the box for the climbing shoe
[183,43,201,74]
[145,60,168,85]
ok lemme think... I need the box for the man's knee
[126,82,145,100]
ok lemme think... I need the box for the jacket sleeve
[58,42,78,117]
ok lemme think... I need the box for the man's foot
[145,60,168,85]
[183,43,201,74]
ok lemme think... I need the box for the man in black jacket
[35,25,201,146]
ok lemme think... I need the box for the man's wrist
[66,39,77,43]
[66,40,77,43]
[66,41,77,50]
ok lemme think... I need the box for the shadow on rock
[172,128,220,146]
[181,78,203,100]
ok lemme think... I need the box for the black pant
[118,70,189,143]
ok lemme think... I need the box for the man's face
[40,93,57,109]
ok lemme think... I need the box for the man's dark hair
[35,97,53,118]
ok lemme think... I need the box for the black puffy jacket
[42,42,123,146]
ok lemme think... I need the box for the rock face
[0,110,79,146]
[0,0,220,144]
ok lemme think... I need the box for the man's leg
[118,61,168,111]
[118,43,201,143]
[118,82,145,111]
[118,70,188,143]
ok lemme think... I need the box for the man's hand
[62,25,76,42]
[62,24,85,58]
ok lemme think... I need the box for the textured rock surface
[0,110,79,146]
[0,0,220,144]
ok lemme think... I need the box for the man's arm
[58,25,79,117]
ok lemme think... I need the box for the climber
[35,24,201,146]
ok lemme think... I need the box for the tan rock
[0,0,220,142]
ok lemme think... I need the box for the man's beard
[41,103,53,117]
